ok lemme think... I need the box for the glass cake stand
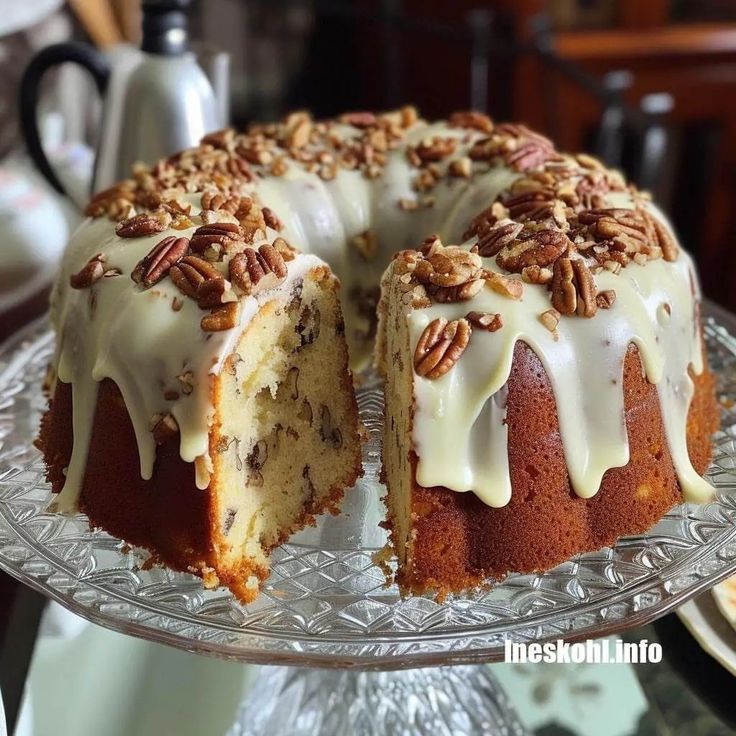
[2,305,736,735]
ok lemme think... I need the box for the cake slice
[38,207,362,603]
[376,233,717,598]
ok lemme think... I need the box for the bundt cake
[37,107,718,602]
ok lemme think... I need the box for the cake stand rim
[0,305,735,668]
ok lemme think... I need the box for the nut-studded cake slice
[377,221,716,598]
[38,202,362,603]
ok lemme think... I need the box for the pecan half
[70,254,106,289]
[414,317,471,379]
[229,243,288,296]
[551,258,576,315]
[170,255,227,307]
[116,209,171,238]
[571,258,597,317]
[477,221,523,258]
[201,302,240,332]
[190,222,243,258]
[551,257,597,317]
[448,110,494,133]
[496,229,569,273]
[131,236,189,287]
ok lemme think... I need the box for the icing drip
[50,205,324,512]
[408,202,712,505]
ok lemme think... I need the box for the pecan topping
[571,258,597,317]
[340,111,377,128]
[411,137,457,164]
[484,271,524,299]
[229,243,288,296]
[539,308,561,334]
[462,201,508,241]
[551,257,597,317]
[70,254,106,289]
[190,222,244,258]
[150,412,179,445]
[521,265,553,285]
[262,207,283,231]
[201,302,240,332]
[428,278,484,302]
[131,235,189,287]
[596,289,616,309]
[477,221,523,258]
[170,255,228,307]
[201,190,242,215]
[116,209,171,238]
[418,246,483,288]
[496,229,570,273]
[350,230,378,261]
[448,156,472,178]
[466,311,503,332]
[414,317,471,379]
[448,110,494,133]
[550,258,576,315]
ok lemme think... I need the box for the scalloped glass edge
[0,304,735,670]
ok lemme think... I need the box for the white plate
[677,584,736,678]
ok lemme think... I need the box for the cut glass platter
[1,305,736,670]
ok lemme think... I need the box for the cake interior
[208,269,360,597]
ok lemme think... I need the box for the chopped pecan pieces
[131,235,189,287]
[448,110,494,133]
[496,229,570,273]
[150,412,179,445]
[116,209,171,238]
[414,317,471,379]
[466,311,503,332]
[201,301,240,332]
[596,289,616,309]
[484,271,524,299]
[262,207,283,231]
[428,278,484,302]
[420,246,483,288]
[351,230,378,261]
[70,254,106,289]
[448,156,472,178]
[539,308,561,334]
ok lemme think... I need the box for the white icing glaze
[50,203,324,513]
[49,116,713,515]
[408,197,712,506]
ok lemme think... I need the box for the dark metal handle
[19,42,110,196]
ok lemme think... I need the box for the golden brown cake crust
[37,373,361,602]
[393,340,719,597]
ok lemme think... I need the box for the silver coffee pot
[19,0,225,197]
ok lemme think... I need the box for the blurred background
[2,0,736,316]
